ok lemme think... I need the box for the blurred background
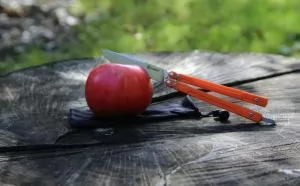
[1,0,300,73]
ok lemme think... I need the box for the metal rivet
[255,98,260,102]
[248,112,254,118]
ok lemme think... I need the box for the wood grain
[0,51,300,185]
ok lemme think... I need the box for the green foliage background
[1,0,300,73]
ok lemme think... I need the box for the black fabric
[68,96,230,129]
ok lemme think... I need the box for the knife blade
[102,49,166,82]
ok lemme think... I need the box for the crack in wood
[1,52,300,185]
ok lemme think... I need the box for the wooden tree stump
[1,50,300,185]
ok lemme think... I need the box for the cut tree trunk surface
[0,50,300,186]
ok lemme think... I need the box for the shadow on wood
[1,51,300,185]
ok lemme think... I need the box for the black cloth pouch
[0,96,230,153]
[68,95,230,129]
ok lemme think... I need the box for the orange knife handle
[168,71,268,107]
[166,79,263,123]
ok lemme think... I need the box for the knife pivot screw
[248,112,254,118]
[165,79,176,87]
[254,97,260,103]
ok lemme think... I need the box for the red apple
[85,63,153,117]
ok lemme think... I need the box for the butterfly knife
[102,49,275,124]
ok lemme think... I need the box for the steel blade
[102,49,165,82]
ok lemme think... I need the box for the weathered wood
[0,51,300,185]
